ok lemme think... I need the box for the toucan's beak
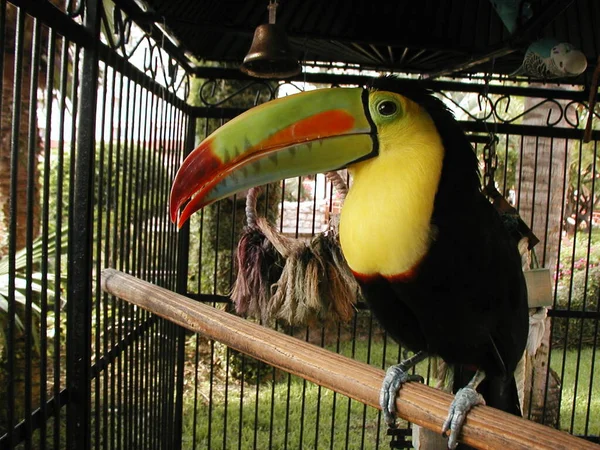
[170,87,377,227]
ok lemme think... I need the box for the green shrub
[554,241,600,348]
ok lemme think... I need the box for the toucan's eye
[377,100,398,116]
[368,92,403,122]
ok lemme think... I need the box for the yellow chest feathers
[339,109,444,278]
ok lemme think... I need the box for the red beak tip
[169,208,177,224]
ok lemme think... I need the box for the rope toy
[231,172,360,326]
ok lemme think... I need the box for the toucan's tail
[480,373,522,416]
[452,365,522,416]
[451,365,521,450]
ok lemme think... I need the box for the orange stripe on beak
[170,110,356,226]
[259,109,356,149]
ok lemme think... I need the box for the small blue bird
[490,0,534,34]
[512,38,588,79]
[489,1,588,79]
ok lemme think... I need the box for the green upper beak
[170,87,377,227]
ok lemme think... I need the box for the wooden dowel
[101,268,600,450]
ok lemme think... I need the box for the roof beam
[167,17,491,54]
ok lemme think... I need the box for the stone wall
[279,200,331,236]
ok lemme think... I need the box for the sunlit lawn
[182,337,599,449]
[550,347,600,436]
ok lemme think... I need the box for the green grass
[550,347,600,436]
[181,337,600,449]
[182,373,387,449]
[180,334,409,450]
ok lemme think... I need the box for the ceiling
[125,0,600,84]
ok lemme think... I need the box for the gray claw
[380,364,424,427]
[442,386,485,449]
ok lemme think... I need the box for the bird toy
[230,172,360,326]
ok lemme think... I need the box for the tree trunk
[517,98,569,270]
[517,91,572,427]
[0,6,40,256]
[0,4,42,432]
[522,320,561,427]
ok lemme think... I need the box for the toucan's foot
[380,364,424,427]
[442,386,485,449]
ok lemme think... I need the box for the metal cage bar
[0,1,599,449]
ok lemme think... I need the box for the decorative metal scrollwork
[91,3,600,137]
[494,96,565,126]
[197,80,275,108]
[99,0,190,100]
[143,43,186,92]
[101,4,141,58]
[563,100,600,129]
[272,82,306,97]
[437,90,595,129]
[436,91,495,122]
[111,7,132,50]
[194,80,332,109]
[191,77,596,135]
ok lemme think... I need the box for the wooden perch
[101,268,599,450]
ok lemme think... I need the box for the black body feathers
[361,78,529,415]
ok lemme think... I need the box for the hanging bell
[240,23,301,79]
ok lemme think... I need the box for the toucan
[170,77,529,449]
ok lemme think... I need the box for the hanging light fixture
[240,1,301,79]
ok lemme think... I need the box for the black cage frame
[0,0,599,449]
